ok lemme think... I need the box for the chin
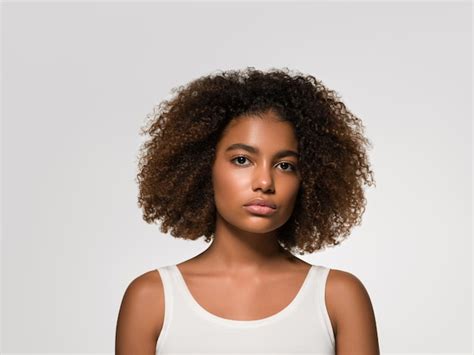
[217,210,289,234]
[235,218,287,235]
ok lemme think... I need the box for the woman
[116,67,380,354]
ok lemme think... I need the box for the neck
[201,213,293,273]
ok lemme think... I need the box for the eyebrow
[225,143,299,159]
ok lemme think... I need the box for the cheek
[212,165,248,203]
[281,181,301,212]
[290,180,301,200]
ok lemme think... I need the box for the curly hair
[136,67,375,255]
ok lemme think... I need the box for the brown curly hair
[136,67,375,255]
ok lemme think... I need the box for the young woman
[115,67,380,354]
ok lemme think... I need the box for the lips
[243,198,277,209]
[243,204,276,215]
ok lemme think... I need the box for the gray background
[1,1,472,354]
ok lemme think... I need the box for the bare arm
[115,271,164,355]
[326,269,380,355]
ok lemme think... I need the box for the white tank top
[155,264,336,355]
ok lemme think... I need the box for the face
[211,111,302,236]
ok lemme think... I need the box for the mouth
[243,204,277,216]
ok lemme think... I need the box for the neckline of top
[171,263,316,327]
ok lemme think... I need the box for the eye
[231,155,251,166]
[277,162,297,172]
[231,156,297,172]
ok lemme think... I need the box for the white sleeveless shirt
[155,264,336,355]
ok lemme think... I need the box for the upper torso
[152,258,337,354]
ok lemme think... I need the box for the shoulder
[325,268,380,353]
[325,268,374,333]
[115,269,165,352]
[326,268,369,301]
[123,269,165,324]
[125,269,164,296]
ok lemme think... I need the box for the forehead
[217,113,298,151]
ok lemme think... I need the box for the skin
[115,111,380,354]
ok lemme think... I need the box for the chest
[180,271,309,320]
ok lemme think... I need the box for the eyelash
[230,155,297,172]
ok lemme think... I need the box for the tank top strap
[313,264,336,346]
[155,265,175,351]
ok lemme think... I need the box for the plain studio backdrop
[1,1,472,354]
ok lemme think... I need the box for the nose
[252,162,275,193]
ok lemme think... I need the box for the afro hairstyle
[136,67,375,255]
